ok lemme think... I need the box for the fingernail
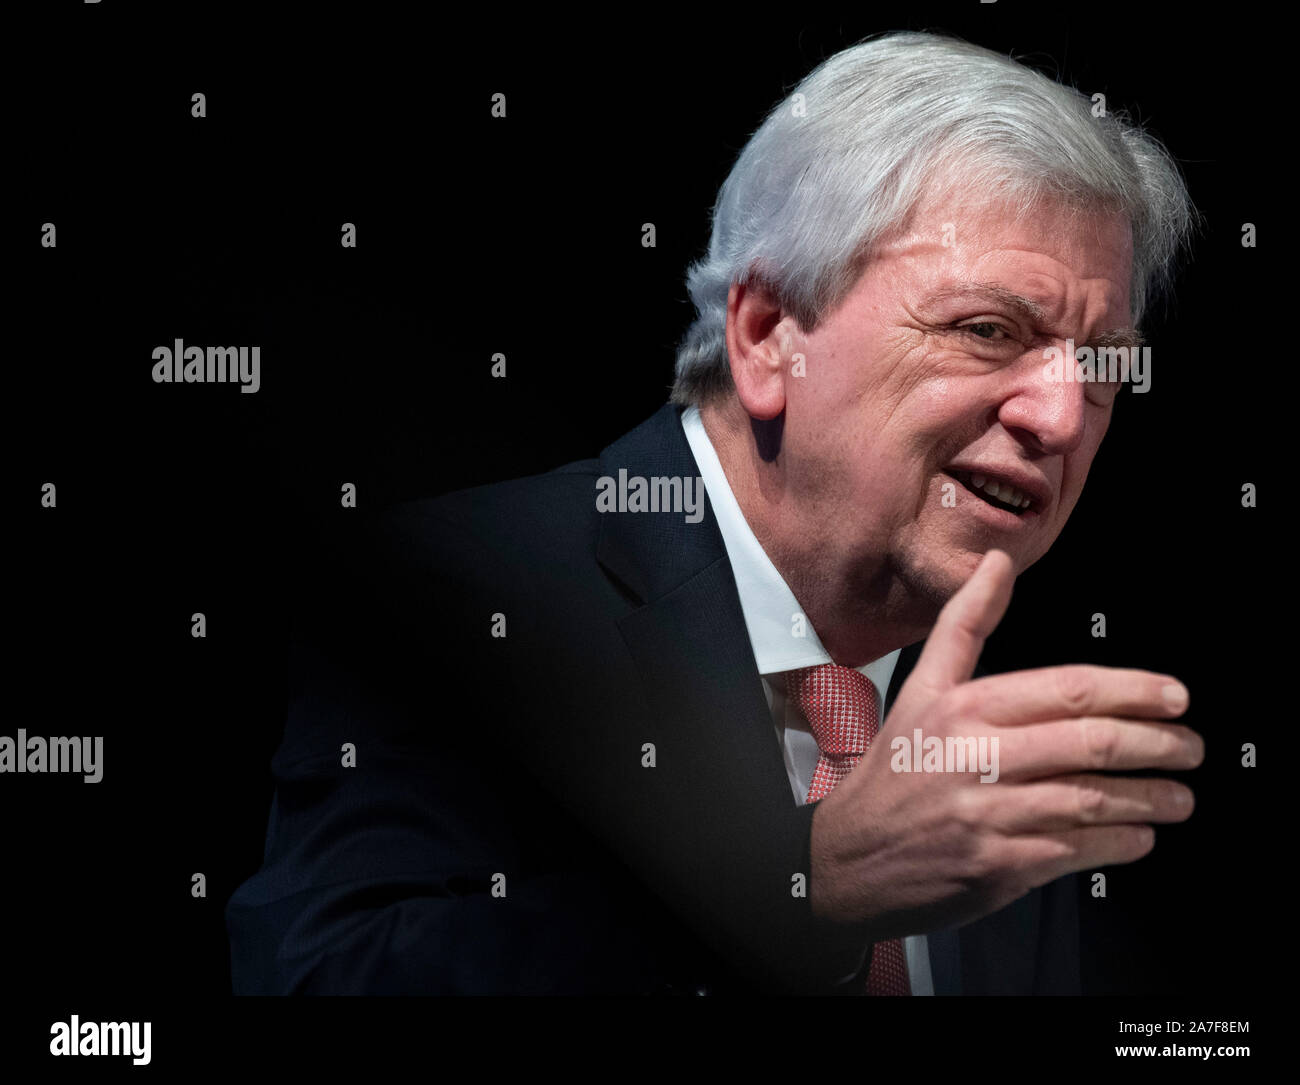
[1162,683,1188,713]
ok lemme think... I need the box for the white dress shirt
[681,406,934,995]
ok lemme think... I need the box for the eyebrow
[1087,327,1145,350]
[925,282,1047,323]
[922,281,1144,350]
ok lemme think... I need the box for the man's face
[776,187,1136,609]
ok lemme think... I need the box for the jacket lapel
[596,404,797,805]
[594,404,874,990]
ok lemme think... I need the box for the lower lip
[945,473,1041,530]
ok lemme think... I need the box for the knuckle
[1082,718,1120,770]
[940,685,975,728]
[1075,781,1109,823]
[945,825,998,888]
[1055,665,1094,713]
[950,786,983,831]
[960,845,999,886]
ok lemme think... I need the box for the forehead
[871,186,1135,328]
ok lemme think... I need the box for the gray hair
[671,30,1195,407]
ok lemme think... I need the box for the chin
[895,551,974,614]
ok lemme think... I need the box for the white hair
[671,30,1196,406]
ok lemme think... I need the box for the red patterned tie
[785,663,911,996]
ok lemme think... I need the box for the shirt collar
[681,405,900,698]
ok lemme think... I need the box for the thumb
[903,549,1016,698]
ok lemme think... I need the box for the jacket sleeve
[224,507,668,994]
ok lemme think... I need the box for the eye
[957,321,1010,341]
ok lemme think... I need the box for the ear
[725,278,794,421]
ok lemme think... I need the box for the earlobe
[725,279,789,422]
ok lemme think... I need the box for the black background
[10,0,1279,1067]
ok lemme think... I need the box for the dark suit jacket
[226,403,1080,995]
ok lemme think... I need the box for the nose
[997,343,1088,455]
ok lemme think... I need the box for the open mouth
[945,470,1036,516]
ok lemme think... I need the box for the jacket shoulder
[377,457,604,560]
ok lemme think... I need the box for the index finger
[958,664,1190,727]
[905,549,1016,697]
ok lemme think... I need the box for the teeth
[966,472,1031,510]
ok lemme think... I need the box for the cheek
[782,405,870,500]
[908,376,961,434]
[789,342,960,483]
[897,377,988,466]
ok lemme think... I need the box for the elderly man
[227,30,1201,995]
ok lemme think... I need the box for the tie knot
[784,663,880,756]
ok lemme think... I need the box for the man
[226,30,1201,995]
